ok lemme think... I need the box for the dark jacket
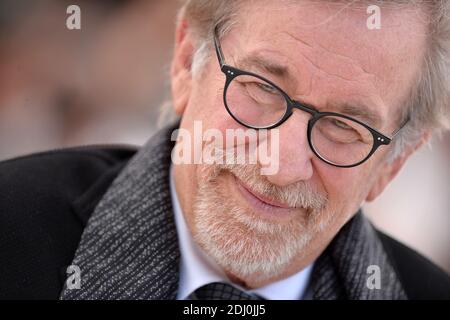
[0,145,449,300]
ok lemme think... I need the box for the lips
[233,174,293,210]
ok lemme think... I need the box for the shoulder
[376,230,450,300]
[0,145,137,299]
[0,145,137,226]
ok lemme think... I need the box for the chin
[191,167,329,280]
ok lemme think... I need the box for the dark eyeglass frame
[213,26,410,168]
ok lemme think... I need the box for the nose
[262,110,315,186]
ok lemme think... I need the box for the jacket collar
[61,123,180,299]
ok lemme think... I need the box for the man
[0,0,449,300]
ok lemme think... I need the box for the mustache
[205,162,328,211]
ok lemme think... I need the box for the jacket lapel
[311,212,407,300]
[61,124,180,300]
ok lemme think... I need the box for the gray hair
[160,0,450,161]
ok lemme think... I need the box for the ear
[171,19,195,116]
[365,130,431,202]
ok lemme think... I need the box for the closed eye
[256,82,278,94]
[332,118,353,130]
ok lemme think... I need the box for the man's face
[171,1,427,288]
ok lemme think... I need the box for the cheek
[314,159,370,214]
[183,69,237,130]
[187,77,245,134]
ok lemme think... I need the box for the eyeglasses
[213,26,409,168]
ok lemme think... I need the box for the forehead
[225,0,428,129]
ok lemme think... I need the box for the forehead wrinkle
[272,26,385,89]
[233,25,381,89]
[255,29,384,97]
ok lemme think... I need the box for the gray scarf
[60,124,406,300]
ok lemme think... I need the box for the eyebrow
[235,55,383,129]
[237,55,296,84]
[325,102,383,129]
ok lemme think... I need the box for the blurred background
[0,0,448,273]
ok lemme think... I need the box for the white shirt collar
[170,166,314,300]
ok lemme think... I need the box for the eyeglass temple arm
[390,116,410,138]
[213,26,226,68]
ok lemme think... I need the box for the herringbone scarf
[60,123,406,300]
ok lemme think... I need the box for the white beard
[192,163,331,282]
